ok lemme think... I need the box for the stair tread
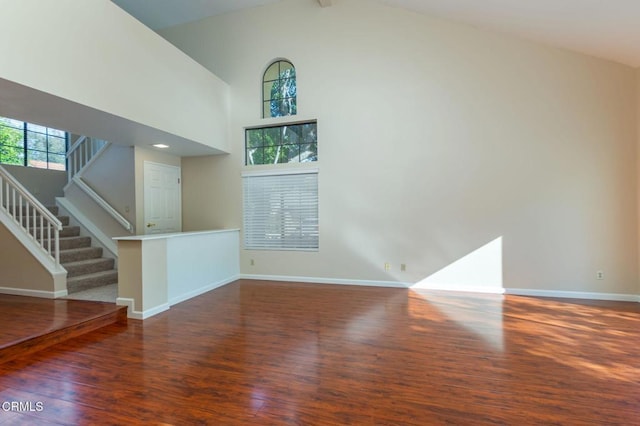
[67,269,118,282]
[63,258,113,267]
[59,247,100,254]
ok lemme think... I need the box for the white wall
[0,0,229,156]
[81,144,136,228]
[3,165,66,206]
[162,0,638,296]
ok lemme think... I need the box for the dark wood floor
[0,280,638,425]
[0,295,126,365]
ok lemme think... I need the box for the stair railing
[67,135,107,182]
[65,136,133,233]
[0,165,62,267]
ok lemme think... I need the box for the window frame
[0,117,68,170]
[262,59,297,118]
[245,120,317,166]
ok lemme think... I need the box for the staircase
[49,206,118,295]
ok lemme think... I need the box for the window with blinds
[242,170,318,250]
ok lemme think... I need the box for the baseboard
[116,297,170,320]
[238,275,640,302]
[505,288,640,302]
[169,275,239,306]
[240,274,410,288]
[0,286,67,299]
[412,282,506,294]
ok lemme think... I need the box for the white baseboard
[116,297,170,320]
[505,288,640,302]
[0,286,67,299]
[239,274,410,288]
[169,275,239,306]
[412,282,506,294]
[239,274,640,302]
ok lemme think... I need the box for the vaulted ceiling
[112,0,640,67]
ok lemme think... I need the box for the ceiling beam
[317,0,332,7]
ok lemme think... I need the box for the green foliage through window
[0,117,67,170]
[263,60,297,118]
[246,122,317,165]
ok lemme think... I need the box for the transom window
[246,121,317,165]
[0,117,67,170]
[263,60,297,118]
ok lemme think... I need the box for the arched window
[263,60,296,118]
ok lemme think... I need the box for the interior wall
[162,0,638,295]
[3,165,67,206]
[80,144,136,229]
[0,0,229,153]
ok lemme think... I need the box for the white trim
[116,297,170,320]
[412,282,506,294]
[0,286,67,299]
[114,228,239,241]
[241,167,319,177]
[239,275,640,302]
[505,288,640,302]
[240,274,410,288]
[56,197,118,258]
[169,275,239,306]
[72,177,133,232]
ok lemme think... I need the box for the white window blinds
[242,171,319,250]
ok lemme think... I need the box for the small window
[263,60,296,118]
[0,117,67,170]
[246,121,317,165]
[243,171,319,250]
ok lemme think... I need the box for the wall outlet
[384,262,390,271]
[250,259,255,266]
[596,270,604,280]
[400,263,406,272]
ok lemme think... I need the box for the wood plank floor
[0,295,126,365]
[0,280,638,425]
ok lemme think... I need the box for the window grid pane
[245,122,317,166]
[262,60,297,118]
[0,116,67,170]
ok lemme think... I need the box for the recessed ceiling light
[152,144,170,149]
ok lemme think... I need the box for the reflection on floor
[0,293,126,364]
[0,280,638,424]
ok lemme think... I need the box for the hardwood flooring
[0,295,126,365]
[0,280,638,425]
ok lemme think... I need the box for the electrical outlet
[250,259,255,266]
[384,262,390,271]
[596,270,604,280]
[400,264,406,272]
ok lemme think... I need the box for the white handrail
[66,136,107,182]
[72,176,133,233]
[0,165,62,266]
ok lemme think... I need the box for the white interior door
[143,161,182,234]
